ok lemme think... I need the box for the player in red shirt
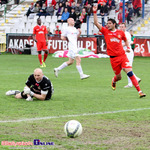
[33,18,48,68]
[93,5,146,98]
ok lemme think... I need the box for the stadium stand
[0,0,149,36]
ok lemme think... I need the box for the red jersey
[33,25,47,42]
[100,27,127,56]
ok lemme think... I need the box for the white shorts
[67,49,79,59]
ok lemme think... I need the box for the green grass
[0,54,150,150]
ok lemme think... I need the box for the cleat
[124,84,132,88]
[6,90,20,96]
[112,78,116,90]
[26,96,33,101]
[40,64,44,68]
[139,92,146,98]
[42,61,46,67]
[80,74,90,80]
[54,68,59,78]
[138,78,141,84]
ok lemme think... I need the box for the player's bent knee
[127,71,133,77]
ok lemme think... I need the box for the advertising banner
[7,35,97,54]
[134,38,150,57]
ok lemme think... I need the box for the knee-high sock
[76,65,83,76]
[57,62,68,70]
[43,53,48,62]
[38,54,42,65]
[113,75,119,82]
[127,71,141,92]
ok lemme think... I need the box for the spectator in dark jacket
[75,3,82,19]
[86,4,92,16]
[37,3,47,16]
[69,8,76,21]
[127,3,133,24]
[63,1,71,13]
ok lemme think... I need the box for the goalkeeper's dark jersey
[26,74,54,100]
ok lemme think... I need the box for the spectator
[84,0,93,5]
[64,1,71,13]
[69,8,77,21]
[36,0,43,7]
[132,0,141,17]
[55,25,61,34]
[107,0,116,10]
[71,1,76,9]
[99,1,109,16]
[86,3,92,16]
[26,3,35,17]
[56,2,64,16]
[58,7,70,23]
[33,3,41,13]
[46,3,54,16]
[98,0,107,6]
[37,3,47,16]
[75,2,82,19]
[127,3,133,24]
[46,0,56,8]
[118,9,123,24]
[130,30,136,51]
[79,8,87,23]
[68,0,74,6]
[47,27,53,35]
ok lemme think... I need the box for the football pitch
[0,54,150,150]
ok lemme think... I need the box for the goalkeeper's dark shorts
[21,91,28,99]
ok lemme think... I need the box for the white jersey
[61,26,79,52]
[123,31,131,50]
[123,31,134,65]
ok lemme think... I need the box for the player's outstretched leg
[54,62,68,78]
[127,71,146,98]
[6,90,20,96]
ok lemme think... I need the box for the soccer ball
[64,120,82,138]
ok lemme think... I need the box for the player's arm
[93,5,102,31]
[32,93,46,101]
[124,39,131,53]
[32,34,37,42]
[45,27,48,45]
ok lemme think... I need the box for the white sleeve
[41,90,48,95]
[126,32,131,45]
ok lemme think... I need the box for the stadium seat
[46,16,52,23]
[51,16,58,23]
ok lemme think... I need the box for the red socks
[38,54,42,65]
[43,53,48,62]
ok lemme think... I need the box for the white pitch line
[1,107,150,123]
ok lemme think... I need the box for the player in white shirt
[119,23,141,88]
[54,18,90,80]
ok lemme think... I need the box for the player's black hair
[37,18,41,21]
[108,18,117,24]
[107,18,118,29]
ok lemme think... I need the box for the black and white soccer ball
[64,120,82,138]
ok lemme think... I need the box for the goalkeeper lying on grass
[6,68,54,101]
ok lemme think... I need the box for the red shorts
[110,54,132,75]
[36,41,47,51]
